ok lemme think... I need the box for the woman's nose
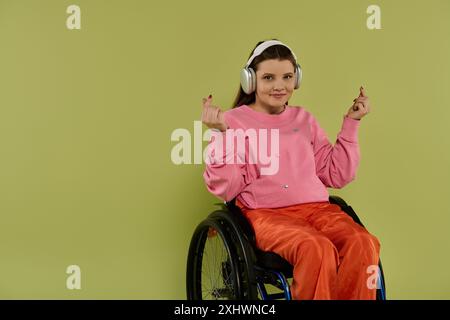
[273,83,285,90]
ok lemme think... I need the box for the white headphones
[240,40,302,94]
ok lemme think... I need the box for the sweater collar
[240,104,293,125]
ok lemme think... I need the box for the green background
[0,0,449,299]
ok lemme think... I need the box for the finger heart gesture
[346,86,371,120]
[201,94,228,132]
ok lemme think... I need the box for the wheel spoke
[200,227,235,300]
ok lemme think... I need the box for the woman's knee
[298,236,339,261]
[369,233,381,251]
[349,230,381,255]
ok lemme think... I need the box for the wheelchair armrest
[329,195,348,207]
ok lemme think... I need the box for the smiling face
[253,58,296,111]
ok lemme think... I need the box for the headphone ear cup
[294,63,302,90]
[240,67,251,94]
[248,67,256,93]
[240,67,257,94]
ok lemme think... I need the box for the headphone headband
[245,40,298,67]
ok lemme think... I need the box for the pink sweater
[203,104,360,209]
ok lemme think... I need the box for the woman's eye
[263,75,292,80]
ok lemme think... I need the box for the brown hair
[231,38,297,109]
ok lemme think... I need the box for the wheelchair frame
[186,195,386,300]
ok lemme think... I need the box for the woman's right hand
[201,94,228,132]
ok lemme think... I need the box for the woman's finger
[210,106,218,124]
[352,100,368,112]
[353,98,368,109]
[359,86,366,97]
[207,106,219,124]
[204,103,212,124]
[358,99,367,108]
[213,106,220,122]
[202,98,207,121]
[218,109,225,124]
[354,96,368,102]
[357,101,369,113]
[204,95,212,108]
[352,102,362,111]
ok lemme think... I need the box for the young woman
[200,39,380,300]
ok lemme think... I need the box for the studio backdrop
[0,0,449,299]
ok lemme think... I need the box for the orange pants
[235,199,381,300]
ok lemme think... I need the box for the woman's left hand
[346,86,371,120]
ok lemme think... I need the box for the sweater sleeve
[310,114,361,189]
[202,129,250,202]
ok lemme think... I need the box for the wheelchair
[186,195,386,300]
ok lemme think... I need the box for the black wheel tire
[208,210,259,300]
[186,218,242,300]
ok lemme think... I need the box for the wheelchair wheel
[208,210,259,300]
[186,217,242,300]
